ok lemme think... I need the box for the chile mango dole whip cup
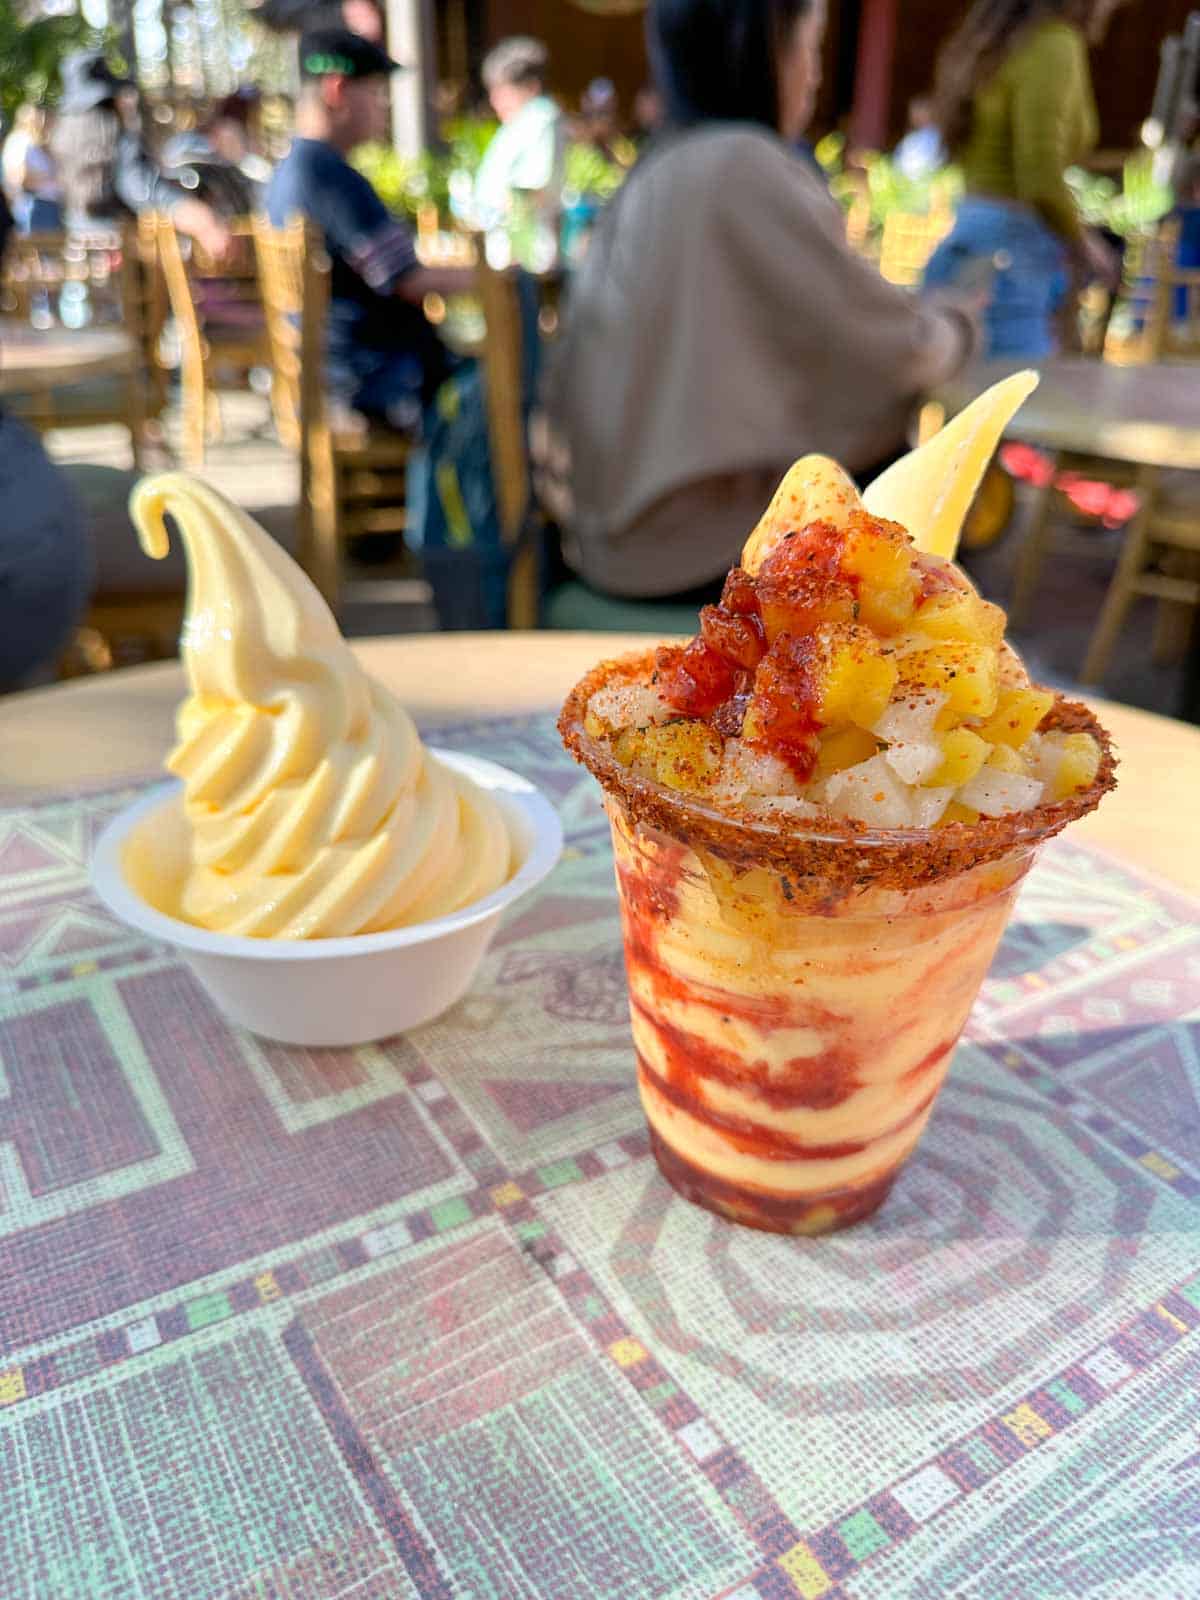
[560,375,1116,1235]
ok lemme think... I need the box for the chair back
[251,212,327,453]
[154,213,261,352]
[472,244,546,627]
[1141,220,1200,361]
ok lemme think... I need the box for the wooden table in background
[1,632,1197,898]
[935,357,1200,474]
[0,320,137,395]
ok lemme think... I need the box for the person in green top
[924,0,1128,356]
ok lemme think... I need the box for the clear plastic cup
[561,654,1114,1235]
[607,794,1032,1233]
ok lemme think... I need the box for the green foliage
[818,134,1170,244]
[0,1,94,123]
[352,115,499,221]
[562,142,625,201]
[1065,152,1171,238]
[353,116,631,223]
[861,152,962,224]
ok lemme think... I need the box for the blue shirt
[266,138,444,407]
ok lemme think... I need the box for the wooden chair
[0,226,149,465]
[1113,221,1200,365]
[1078,469,1200,684]
[252,214,412,610]
[153,213,270,469]
[474,244,540,628]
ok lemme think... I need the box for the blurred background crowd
[0,0,1198,723]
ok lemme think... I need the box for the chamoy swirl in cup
[131,473,512,938]
[560,374,1116,1234]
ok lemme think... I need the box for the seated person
[266,28,472,431]
[543,0,978,603]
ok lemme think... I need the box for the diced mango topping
[923,727,989,788]
[914,590,1004,647]
[818,628,899,730]
[1050,732,1101,801]
[589,428,1109,832]
[615,720,723,793]
[978,687,1055,749]
[897,641,999,720]
[985,742,1027,775]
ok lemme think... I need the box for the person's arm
[394,263,475,302]
[112,132,231,258]
[308,160,455,302]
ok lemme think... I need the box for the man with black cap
[267,27,473,432]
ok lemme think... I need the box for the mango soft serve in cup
[131,473,512,938]
[560,373,1116,1234]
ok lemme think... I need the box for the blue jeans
[923,197,1069,358]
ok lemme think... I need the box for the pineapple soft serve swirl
[132,474,511,938]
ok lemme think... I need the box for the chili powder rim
[558,649,1118,894]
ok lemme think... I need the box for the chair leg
[1151,596,1197,666]
[1080,467,1160,686]
[1007,459,1061,629]
[126,373,146,472]
[307,436,340,611]
[205,385,223,444]
[1151,549,1200,664]
[182,356,207,470]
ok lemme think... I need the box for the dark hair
[933,0,1092,151]
[648,0,813,132]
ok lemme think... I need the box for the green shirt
[959,18,1098,243]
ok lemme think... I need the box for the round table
[934,355,1200,472]
[0,321,137,394]
[2,631,1198,897]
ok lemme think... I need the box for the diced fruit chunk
[978,687,1055,749]
[699,604,766,670]
[938,800,980,826]
[1049,732,1101,801]
[823,754,913,827]
[842,513,920,635]
[957,767,1044,817]
[714,739,805,799]
[759,577,855,646]
[896,640,999,720]
[909,785,956,827]
[817,627,899,730]
[984,742,1028,775]
[584,684,672,739]
[813,725,879,780]
[922,727,989,788]
[617,720,723,793]
[873,692,947,745]
[916,589,1005,647]
[657,639,737,717]
[883,739,942,784]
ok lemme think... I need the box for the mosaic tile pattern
[1,714,1198,1598]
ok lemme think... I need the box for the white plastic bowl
[91,749,563,1046]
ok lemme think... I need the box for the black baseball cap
[298,27,402,81]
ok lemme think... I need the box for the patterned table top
[1,713,1198,1600]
